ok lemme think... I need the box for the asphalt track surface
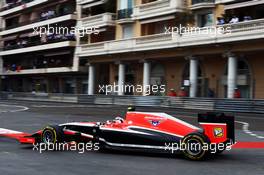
[0,100,263,175]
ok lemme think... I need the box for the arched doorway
[182,61,207,97]
[224,59,252,98]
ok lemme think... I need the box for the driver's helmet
[127,106,136,112]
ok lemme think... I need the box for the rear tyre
[41,125,64,144]
[181,133,210,161]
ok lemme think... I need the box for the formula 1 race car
[0,107,235,160]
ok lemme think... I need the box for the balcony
[0,14,77,36]
[223,0,264,10]
[215,0,235,4]
[78,34,173,56]
[0,0,49,17]
[3,10,76,31]
[132,0,186,20]
[80,13,116,28]
[191,0,215,10]
[77,18,264,57]
[1,36,76,56]
[77,0,103,5]
[77,0,107,8]
[2,67,75,75]
[77,0,94,4]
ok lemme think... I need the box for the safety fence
[78,95,264,113]
[2,92,264,114]
[1,92,78,103]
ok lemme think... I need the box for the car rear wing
[198,112,235,143]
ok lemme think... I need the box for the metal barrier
[78,95,254,112]
[1,92,78,103]
[2,92,264,114]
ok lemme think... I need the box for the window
[198,12,213,27]
[119,0,133,10]
[122,24,133,39]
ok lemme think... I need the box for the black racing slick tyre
[181,133,210,161]
[41,125,64,144]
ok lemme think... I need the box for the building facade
[0,0,88,94]
[1,0,264,99]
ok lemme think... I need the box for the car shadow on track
[16,143,263,163]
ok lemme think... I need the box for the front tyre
[181,133,210,161]
[41,125,64,144]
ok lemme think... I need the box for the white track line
[235,121,264,139]
[31,105,87,108]
[31,105,118,108]
[0,104,29,113]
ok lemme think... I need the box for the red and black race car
[0,107,235,160]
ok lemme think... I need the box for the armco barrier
[68,95,264,114]
[214,99,254,113]
[79,95,216,110]
[2,92,264,114]
[79,95,165,106]
[1,92,78,103]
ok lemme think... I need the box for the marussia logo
[149,120,161,126]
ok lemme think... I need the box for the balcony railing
[76,0,106,8]
[0,0,34,12]
[4,63,72,71]
[78,18,264,56]
[224,0,264,10]
[0,14,77,36]
[0,0,49,16]
[79,33,172,55]
[2,67,74,75]
[132,0,186,20]
[215,0,235,4]
[192,0,215,5]
[3,11,75,31]
[3,35,75,51]
[190,0,215,9]
[76,0,97,4]
[81,13,116,28]
[117,8,133,19]
[0,41,76,56]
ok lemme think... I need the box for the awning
[225,0,264,10]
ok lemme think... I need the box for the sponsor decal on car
[214,127,224,137]
[149,120,161,127]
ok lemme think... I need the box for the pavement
[0,100,263,175]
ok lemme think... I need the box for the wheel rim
[42,130,55,144]
[185,138,203,156]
